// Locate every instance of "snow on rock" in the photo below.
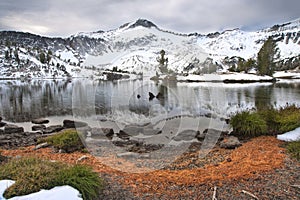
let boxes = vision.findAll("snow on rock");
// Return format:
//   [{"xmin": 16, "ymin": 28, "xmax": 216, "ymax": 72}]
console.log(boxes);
[
  {"xmin": 0, "ymin": 180, "xmax": 82, "ymax": 200},
  {"xmin": 277, "ymin": 127, "xmax": 300, "ymax": 142}
]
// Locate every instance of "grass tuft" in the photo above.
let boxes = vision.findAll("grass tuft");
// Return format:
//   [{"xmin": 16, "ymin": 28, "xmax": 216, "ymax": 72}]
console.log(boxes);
[
  {"xmin": 287, "ymin": 141, "xmax": 300, "ymax": 161},
  {"xmin": 0, "ymin": 157, "xmax": 103, "ymax": 200},
  {"xmin": 40, "ymin": 129, "xmax": 85, "ymax": 153},
  {"xmin": 230, "ymin": 105, "xmax": 300, "ymax": 137}
]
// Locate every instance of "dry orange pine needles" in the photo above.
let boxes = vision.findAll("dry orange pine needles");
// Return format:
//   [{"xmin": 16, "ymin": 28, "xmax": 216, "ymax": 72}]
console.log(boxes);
[{"xmin": 1, "ymin": 136, "xmax": 286, "ymax": 197}]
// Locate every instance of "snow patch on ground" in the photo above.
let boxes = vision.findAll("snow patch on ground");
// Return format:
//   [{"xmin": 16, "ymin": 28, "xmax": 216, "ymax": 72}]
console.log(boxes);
[
  {"xmin": 177, "ymin": 73, "xmax": 273, "ymax": 82},
  {"xmin": 0, "ymin": 180, "xmax": 82, "ymax": 200},
  {"xmin": 277, "ymin": 127, "xmax": 300, "ymax": 142}
]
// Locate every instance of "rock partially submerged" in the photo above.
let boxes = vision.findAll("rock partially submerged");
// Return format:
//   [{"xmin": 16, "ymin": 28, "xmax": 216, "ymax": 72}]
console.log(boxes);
[
  {"xmin": 63, "ymin": 120, "xmax": 88, "ymax": 129},
  {"xmin": 32, "ymin": 124, "xmax": 46, "ymax": 131},
  {"xmin": 42, "ymin": 125, "xmax": 64, "ymax": 134},
  {"xmin": 31, "ymin": 118, "xmax": 49, "ymax": 124},
  {"xmin": 4, "ymin": 124, "xmax": 24, "ymax": 134}
]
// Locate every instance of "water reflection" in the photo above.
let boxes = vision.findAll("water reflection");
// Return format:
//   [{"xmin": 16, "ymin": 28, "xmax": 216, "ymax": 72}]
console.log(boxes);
[{"xmin": 0, "ymin": 79, "xmax": 300, "ymax": 122}]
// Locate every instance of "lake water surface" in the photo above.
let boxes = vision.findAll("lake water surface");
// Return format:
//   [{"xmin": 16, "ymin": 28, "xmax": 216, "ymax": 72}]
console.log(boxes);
[{"xmin": 0, "ymin": 78, "xmax": 300, "ymax": 124}]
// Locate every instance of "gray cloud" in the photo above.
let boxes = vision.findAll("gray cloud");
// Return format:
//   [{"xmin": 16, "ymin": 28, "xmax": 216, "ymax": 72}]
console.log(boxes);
[{"xmin": 0, "ymin": 0, "xmax": 299, "ymax": 37}]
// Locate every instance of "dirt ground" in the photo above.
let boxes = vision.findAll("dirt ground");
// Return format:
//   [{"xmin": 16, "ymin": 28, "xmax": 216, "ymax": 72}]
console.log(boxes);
[{"xmin": 2, "ymin": 136, "xmax": 300, "ymax": 199}]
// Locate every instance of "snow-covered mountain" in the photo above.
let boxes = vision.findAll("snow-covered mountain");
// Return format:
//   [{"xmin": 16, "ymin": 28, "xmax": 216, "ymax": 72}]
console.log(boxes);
[{"xmin": 0, "ymin": 18, "xmax": 299, "ymax": 79}]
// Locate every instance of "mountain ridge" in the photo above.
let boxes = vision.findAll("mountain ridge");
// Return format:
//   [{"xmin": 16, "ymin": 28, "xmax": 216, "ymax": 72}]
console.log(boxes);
[{"xmin": 0, "ymin": 18, "xmax": 299, "ymax": 79}]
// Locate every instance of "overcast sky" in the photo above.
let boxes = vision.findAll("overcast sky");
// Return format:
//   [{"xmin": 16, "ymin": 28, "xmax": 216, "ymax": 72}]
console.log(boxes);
[{"xmin": 0, "ymin": 0, "xmax": 299, "ymax": 37}]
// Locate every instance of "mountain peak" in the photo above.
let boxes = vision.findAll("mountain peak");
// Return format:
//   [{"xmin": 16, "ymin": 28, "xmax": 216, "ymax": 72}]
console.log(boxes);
[{"xmin": 120, "ymin": 19, "xmax": 157, "ymax": 30}]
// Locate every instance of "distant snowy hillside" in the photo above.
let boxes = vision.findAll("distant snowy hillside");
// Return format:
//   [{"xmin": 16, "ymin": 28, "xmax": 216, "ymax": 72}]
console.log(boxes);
[
  {"xmin": 198, "ymin": 18, "xmax": 300, "ymax": 69},
  {"xmin": 0, "ymin": 18, "xmax": 299, "ymax": 79}
]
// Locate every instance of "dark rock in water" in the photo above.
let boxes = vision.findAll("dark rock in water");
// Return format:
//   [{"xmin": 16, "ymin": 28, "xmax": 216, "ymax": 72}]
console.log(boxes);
[
  {"xmin": 149, "ymin": 92, "xmax": 155, "ymax": 100},
  {"xmin": 104, "ymin": 128, "xmax": 114, "ymax": 139},
  {"xmin": 173, "ymin": 130, "xmax": 198, "ymax": 141},
  {"xmin": 137, "ymin": 94, "xmax": 141, "ymax": 99},
  {"xmin": 0, "ymin": 121, "xmax": 6, "ymax": 128},
  {"xmin": 43, "ymin": 125, "xmax": 64, "ymax": 134},
  {"xmin": 117, "ymin": 130, "xmax": 131, "ymax": 140},
  {"xmin": 32, "ymin": 124, "xmax": 46, "ymax": 131},
  {"xmin": 0, "ymin": 129, "xmax": 3, "ymax": 134},
  {"xmin": 156, "ymin": 92, "xmax": 164, "ymax": 99},
  {"xmin": 0, "ymin": 116, "xmax": 2, "ymax": 121},
  {"xmin": 32, "ymin": 118, "xmax": 49, "ymax": 124},
  {"xmin": 195, "ymin": 130, "xmax": 206, "ymax": 140},
  {"xmin": 4, "ymin": 124, "xmax": 24, "ymax": 134},
  {"xmin": 63, "ymin": 120, "xmax": 88, "ymax": 129},
  {"xmin": 220, "ymin": 136, "xmax": 242, "ymax": 149}
]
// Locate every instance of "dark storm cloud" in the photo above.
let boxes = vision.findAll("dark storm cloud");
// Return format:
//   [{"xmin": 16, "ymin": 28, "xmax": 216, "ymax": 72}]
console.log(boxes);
[{"xmin": 0, "ymin": 0, "xmax": 299, "ymax": 37}]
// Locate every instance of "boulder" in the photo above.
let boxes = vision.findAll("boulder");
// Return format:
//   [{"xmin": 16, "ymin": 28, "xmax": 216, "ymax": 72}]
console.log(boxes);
[
  {"xmin": 220, "ymin": 136, "xmax": 242, "ymax": 149},
  {"xmin": 31, "ymin": 118, "xmax": 49, "ymax": 124},
  {"xmin": 0, "ymin": 116, "xmax": 2, "ymax": 121},
  {"xmin": 32, "ymin": 124, "xmax": 46, "ymax": 131},
  {"xmin": 43, "ymin": 125, "xmax": 64, "ymax": 134},
  {"xmin": 0, "ymin": 121, "xmax": 6, "ymax": 128},
  {"xmin": 117, "ymin": 130, "xmax": 131, "ymax": 140},
  {"xmin": 4, "ymin": 124, "xmax": 24, "ymax": 134},
  {"xmin": 63, "ymin": 120, "xmax": 88, "ymax": 129},
  {"xmin": 173, "ymin": 130, "xmax": 198, "ymax": 141}
]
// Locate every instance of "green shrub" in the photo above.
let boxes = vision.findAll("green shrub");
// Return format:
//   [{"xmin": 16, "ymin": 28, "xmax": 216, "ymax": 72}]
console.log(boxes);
[
  {"xmin": 0, "ymin": 157, "xmax": 103, "ymax": 200},
  {"xmin": 230, "ymin": 111, "xmax": 268, "ymax": 137},
  {"xmin": 56, "ymin": 165, "xmax": 103, "ymax": 200},
  {"xmin": 40, "ymin": 129, "xmax": 85, "ymax": 153},
  {"xmin": 231, "ymin": 105, "xmax": 300, "ymax": 137},
  {"xmin": 287, "ymin": 141, "xmax": 300, "ymax": 161},
  {"xmin": 276, "ymin": 105, "xmax": 300, "ymax": 133}
]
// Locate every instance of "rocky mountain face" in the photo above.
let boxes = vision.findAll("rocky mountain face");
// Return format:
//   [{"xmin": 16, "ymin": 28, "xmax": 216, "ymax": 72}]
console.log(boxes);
[{"xmin": 0, "ymin": 18, "xmax": 299, "ymax": 79}]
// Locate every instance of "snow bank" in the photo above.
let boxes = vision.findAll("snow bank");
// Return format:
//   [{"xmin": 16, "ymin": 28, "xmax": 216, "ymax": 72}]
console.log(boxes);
[
  {"xmin": 0, "ymin": 180, "xmax": 15, "ymax": 200},
  {"xmin": 0, "ymin": 180, "xmax": 82, "ymax": 200},
  {"xmin": 177, "ymin": 73, "xmax": 274, "ymax": 82},
  {"xmin": 273, "ymin": 71, "xmax": 300, "ymax": 79},
  {"xmin": 277, "ymin": 127, "xmax": 300, "ymax": 142}
]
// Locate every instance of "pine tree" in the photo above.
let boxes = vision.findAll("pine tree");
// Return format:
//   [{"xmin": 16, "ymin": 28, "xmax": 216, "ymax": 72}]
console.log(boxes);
[
  {"xmin": 39, "ymin": 52, "xmax": 46, "ymax": 64},
  {"xmin": 5, "ymin": 50, "xmax": 9, "ymax": 59},
  {"xmin": 157, "ymin": 49, "xmax": 166, "ymax": 66},
  {"xmin": 257, "ymin": 37, "xmax": 278, "ymax": 76}
]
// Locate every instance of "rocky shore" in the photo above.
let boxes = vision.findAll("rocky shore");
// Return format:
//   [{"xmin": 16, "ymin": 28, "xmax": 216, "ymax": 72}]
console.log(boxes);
[{"xmin": 1, "ymin": 116, "xmax": 299, "ymax": 199}]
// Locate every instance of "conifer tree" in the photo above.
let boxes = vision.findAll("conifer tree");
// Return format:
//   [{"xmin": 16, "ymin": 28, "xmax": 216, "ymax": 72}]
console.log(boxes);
[{"xmin": 257, "ymin": 37, "xmax": 278, "ymax": 76}]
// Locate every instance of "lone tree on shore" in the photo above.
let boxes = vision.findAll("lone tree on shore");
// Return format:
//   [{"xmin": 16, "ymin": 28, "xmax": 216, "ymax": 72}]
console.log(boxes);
[
  {"xmin": 157, "ymin": 49, "xmax": 169, "ymax": 73},
  {"xmin": 257, "ymin": 37, "xmax": 279, "ymax": 76}
]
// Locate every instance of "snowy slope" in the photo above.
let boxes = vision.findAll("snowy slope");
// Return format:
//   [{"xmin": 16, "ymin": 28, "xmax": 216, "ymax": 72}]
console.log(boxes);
[
  {"xmin": 0, "ymin": 18, "xmax": 299, "ymax": 79},
  {"xmin": 198, "ymin": 18, "xmax": 300, "ymax": 66},
  {"xmin": 82, "ymin": 21, "xmax": 208, "ymax": 74}
]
